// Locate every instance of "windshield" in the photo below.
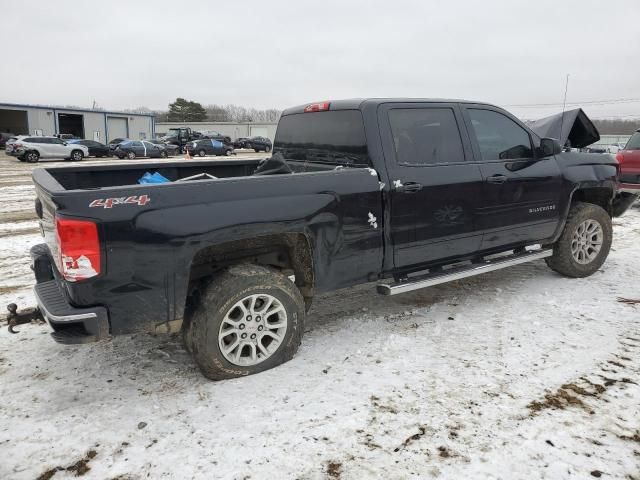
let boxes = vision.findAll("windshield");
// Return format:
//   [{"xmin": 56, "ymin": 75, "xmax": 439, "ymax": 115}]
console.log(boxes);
[
  {"xmin": 624, "ymin": 132, "xmax": 640, "ymax": 150},
  {"xmin": 274, "ymin": 110, "xmax": 369, "ymax": 165}
]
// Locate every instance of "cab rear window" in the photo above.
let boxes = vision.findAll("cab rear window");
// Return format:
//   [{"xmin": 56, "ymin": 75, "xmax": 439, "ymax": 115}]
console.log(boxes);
[{"xmin": 274, "ymin": 110, "xmax": 369, "ymax": 166}]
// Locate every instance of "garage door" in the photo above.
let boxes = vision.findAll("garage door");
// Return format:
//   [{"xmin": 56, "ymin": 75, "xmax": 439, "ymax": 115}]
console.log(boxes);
[
  {"xmin": 0, "ymin": 109, "xmax": 28, "ymax": 135},
  {"xmin": 249, "ymin": 126, "xmax": 268, "ymax": 138},
  {"xmin": 107, "ymin": 117, "xmax": 128, "ymax": 141}
]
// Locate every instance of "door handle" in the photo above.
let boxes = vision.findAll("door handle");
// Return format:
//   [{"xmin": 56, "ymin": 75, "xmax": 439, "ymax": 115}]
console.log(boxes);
[
  {"xmin": 486, "ymin": 174, "xmax": 508, "ymax": 184},
  {"xmin": 396, "ymin": 181, "xmax": 423, "ymax": 193}
]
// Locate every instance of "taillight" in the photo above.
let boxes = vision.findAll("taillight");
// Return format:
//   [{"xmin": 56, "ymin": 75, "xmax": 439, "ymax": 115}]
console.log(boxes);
[
  {"xmin": 616, "ymin": 152, "xmax": 624, "ymax": 164},
  {"xmin": 303, "ymin": 102, "xmax": 330, "ymax": 113},
  {"xmin": 55, "ymin": 217, "xmax": 101, "ymax": 282}
]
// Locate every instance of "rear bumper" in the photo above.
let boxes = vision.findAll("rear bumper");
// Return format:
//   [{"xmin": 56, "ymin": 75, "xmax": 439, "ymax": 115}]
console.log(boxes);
[{"xmin": 31, "ymin": 244, "xmax": 110, "ymax": 344}]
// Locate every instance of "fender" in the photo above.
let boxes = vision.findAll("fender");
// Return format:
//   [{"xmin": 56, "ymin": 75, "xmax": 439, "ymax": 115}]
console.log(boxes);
[{"xmin": 549, "ymin": 152, "xmax": 618, "ymax": 243}]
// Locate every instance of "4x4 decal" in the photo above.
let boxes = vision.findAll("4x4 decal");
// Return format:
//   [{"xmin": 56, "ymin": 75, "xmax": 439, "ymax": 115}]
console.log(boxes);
[{"xmin": 89, "ymin": 195, "xmax": 150, "ymax": 209}]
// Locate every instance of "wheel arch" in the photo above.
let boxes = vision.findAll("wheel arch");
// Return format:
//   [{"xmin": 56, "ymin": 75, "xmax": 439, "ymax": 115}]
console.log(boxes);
[
  {"xmin": 181, "ymin": 232, "xmax": 315, "ymax": 323},
  {"xmin": 569, "ymin": 186, "xmax": 615, "ymax": 215}
]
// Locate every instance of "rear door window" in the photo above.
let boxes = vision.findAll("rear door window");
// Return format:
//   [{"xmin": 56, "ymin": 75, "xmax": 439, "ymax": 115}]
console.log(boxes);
[
  {"xmin": 467, "ymin": 109, "xmax": 533, "ymax": 161},
  {"xmin": 274, "ymin": 110, "xmax": 369, "ymax": 165},
  {"xmin": 388, "ymin": 108, "xmax": 465, "ymax": 165}
]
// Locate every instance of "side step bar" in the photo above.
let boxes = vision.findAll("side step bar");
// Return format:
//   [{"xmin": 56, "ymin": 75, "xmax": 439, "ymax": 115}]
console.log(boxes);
[{"xmin": 377, "ymin": 248, "xmax": 553, "ymax": 296}]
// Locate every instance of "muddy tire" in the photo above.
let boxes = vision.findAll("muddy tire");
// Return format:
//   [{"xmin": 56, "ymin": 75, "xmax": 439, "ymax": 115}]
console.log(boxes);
[
  {"xmin": 186, "ymin": 264, "xmax": 305, "ymax": 380},
  {"xmin": 545, "ymin": 202, "xmax": 612, "ymax": 278}
]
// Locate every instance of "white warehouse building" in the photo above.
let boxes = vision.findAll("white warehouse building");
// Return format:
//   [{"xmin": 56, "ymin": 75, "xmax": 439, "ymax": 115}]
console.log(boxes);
[
  {"xmin": 156, "ymin": 122, "xmax": 278, "ymax": 142},
  {"xmin": 0, "ymin": 102, "xmax": 155, "ymax": 142}
]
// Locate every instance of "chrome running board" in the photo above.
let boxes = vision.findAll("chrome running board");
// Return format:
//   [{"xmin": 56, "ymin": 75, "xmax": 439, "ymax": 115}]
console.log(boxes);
[{"xmin": 377, "ymin": 248, "xmax": 553, "ymax": 296}]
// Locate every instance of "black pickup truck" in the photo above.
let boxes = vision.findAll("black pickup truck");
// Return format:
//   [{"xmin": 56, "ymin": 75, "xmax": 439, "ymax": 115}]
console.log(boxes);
[{"xmin": 25, "ymin": 99, "xmax": 623, "ymax": 380}]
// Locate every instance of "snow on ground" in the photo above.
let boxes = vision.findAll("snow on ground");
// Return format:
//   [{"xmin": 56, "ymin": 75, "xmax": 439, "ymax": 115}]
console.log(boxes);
[{"xmin": 0, "ymin": 153, "xmax": 638, "ymax": 480}]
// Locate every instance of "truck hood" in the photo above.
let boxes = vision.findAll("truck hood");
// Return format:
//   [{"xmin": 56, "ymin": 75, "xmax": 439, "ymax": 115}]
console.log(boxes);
[{"xmin": 528, "ymin": 108, "xmax": 600, "ymax": 149}]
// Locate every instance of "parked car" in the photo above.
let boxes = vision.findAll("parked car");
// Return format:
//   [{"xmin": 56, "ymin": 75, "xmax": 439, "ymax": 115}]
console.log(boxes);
[
  {"xmin": 148, "ymin": 139, "xmax": 180, "ymax": 156},
  {"xmin": 186, "ymin": 139, "xmax": 234, "ymax": 157},
  {"xmin": 233, "ymin": 137, "xmax": 249, "ymax": 149},
  {"xmin": 22, "ymin": 98, "xmax": 626, "ymax": 381},
  {"xmin": 6, "ymin": 135, "xmax": 88, "ymax": 162},
  {"xmin": 113, "ymin": 140, "xmax": 168, "ymax": 159},
  {"xmin": 68, "ymin": 139, "xmax": 110, "ymax": 158},
  {"xmin": 245, "ymin": 136, "xmax": 272, "ymax": 152},
  {"xmin": 198, "ymin": 130, "xmax": 232, "ymax": 144},
  {"xmin": 0, "ymin": 132, "xmax": 15, "ymax": 148},
  {"xmin": 108, "ymin": 138, "xmax": 128, "ymax": 155}
]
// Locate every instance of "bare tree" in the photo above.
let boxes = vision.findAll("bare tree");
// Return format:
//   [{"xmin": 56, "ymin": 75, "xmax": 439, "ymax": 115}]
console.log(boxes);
[{"xmin": 156, "ymin": 103, "xmax": 282, "ymax": 123}]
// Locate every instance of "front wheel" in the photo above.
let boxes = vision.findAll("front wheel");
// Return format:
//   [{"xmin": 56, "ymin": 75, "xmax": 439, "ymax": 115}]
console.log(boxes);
[
  {"xmin": 127, "ymin": 151, "xmax": 136, "ymax": 160},
  {"xmin": 160, "ymin": 151, "xmax": 168, "ymax": 158},
  {"xmin": 545, "ymin": 202, "xmax": 612, "ymax": 278},
  {"xmin": 265, "ymin": 146, "xmax": 271, "ymax": 153},
  {"xmin": 185, "ymin": 264, "xmax": 305, "ymax": 380},
  {"xmin": 198, "ymin": 149, "xmax": 206, "ymax": 157},
  {"xmin": 70, "ymin": 150, "xmax": 84, "ymax": 161},
  {"xmin": 225, "ymin": 149, "xmax": 232, "ymax": 156}
]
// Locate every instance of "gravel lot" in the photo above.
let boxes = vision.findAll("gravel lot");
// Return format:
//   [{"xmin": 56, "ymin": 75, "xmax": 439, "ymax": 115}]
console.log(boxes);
[{"xmin": 0, "ymin": 151, "xmax": 638, "ymax": 480}]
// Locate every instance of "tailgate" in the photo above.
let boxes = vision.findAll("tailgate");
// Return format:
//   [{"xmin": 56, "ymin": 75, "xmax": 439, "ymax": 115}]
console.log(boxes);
[{"xmin": 34, "ymin": 181, "xmax": 60, "ymax": 266}]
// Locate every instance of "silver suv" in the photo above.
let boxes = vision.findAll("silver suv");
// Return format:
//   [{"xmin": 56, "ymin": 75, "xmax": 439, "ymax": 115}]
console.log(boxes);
[{"xmin": 6, "ymin": 135, "xmax": 89, "ymax": 163}]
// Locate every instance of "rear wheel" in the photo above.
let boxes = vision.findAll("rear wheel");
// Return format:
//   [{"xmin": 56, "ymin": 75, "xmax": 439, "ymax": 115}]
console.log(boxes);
[
  {"xmin": 127, "ymin": 151, "xmax": 136, "ymax": 160},
  {"xmin": 265, "ymin": 146, "xmax": 271, "ymax": 153},
  {"xmin": 225, "ymin": 149, "xmax": 232, "ymax": 156},
  {"xmin": 160, "ymin": 151, "xmax": 168, "ymax": 158},
  {"xmin": 198, "ymin": 149, "xmax": 206, "ymax": 157},
  {"xmin": 545, "ymin": 202, "xmax": 612, "ymax": 278},
  {"xmin": 25, "ymin": 151, "xmax": 39, "ymax": 163},
  {"xmin": 185, "ymin": 264, "xmax": 305, "ymax": 380}
]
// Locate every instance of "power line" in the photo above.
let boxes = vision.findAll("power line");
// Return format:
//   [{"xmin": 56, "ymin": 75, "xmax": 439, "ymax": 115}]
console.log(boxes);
[{"xmin": 504, "ymin": 97, "xmax": 640, "ymax": 108}]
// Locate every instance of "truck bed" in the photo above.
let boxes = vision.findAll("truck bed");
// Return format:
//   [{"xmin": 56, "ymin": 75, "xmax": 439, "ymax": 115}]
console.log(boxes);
[{"xmin": 34, "ymin": 158, "xmax": 342, "ymax": 192}]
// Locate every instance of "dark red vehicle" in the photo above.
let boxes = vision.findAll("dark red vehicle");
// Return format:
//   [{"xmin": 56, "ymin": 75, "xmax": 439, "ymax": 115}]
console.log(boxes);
[{"xmin": 617, "ymin": 129, "xmax": 640, "ymax": 191}]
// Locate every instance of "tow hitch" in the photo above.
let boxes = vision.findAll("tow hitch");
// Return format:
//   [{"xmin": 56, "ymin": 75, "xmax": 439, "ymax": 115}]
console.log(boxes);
[{"xmin": 6, "ymin": 303, "xmax": 44, "ymax": 333}]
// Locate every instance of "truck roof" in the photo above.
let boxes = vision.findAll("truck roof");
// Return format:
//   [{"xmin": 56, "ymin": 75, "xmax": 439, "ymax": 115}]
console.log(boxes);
[{"xmin": 281, "ymin": 98, "xmax": 499, "ymax": 115}]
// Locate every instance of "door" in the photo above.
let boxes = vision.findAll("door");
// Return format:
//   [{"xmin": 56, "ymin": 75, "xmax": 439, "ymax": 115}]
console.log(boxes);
[
  {"xmin": 128, "ymin": 141, "xmax": 143, "ymax": 156},
  {"xmin": 143, "ymin": 141, "xmax": 160, "ymax": 157},
  {"xmin": 250, "ymin": 127, "xmax": 268, "ymax": 138},
  {"xmin": 462, "ymin": 106, "xmax": 563, "ymax": 249},
  {"xmin": 107, "ymin": 117, "xmax": 128, "ymax": 142},
  {"xmin": 49, "ymin": 137, "xmax": 70, "ymax": 158},
  {"xmin": 379, "ymin": 103, "xmax": 485, "ymax": 270},
  {"xmin": 31, "ymin": 138, "xmax": 52, "ymax": 158}
]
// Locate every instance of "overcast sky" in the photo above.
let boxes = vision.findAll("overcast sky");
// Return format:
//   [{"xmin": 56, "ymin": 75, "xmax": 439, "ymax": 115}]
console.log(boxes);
[{"xmin": 2, "ymin": 0, "xmax": 638, "ymax": 119}]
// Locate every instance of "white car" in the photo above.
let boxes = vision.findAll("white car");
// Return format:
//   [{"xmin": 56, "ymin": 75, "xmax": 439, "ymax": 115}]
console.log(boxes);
[{"xmin": 7, "ymin": 135, "xmax": 89, "ymax": 163}]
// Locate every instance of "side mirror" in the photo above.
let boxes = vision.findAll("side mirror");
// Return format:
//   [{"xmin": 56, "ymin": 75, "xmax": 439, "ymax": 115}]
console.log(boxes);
[
  {"xmin": 63, "ymin": 142, "xmax": 68, "ymax": 146},
  {"xmin": 540, "ymin": 137, "xmax": 562, "ymax": 156}
]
